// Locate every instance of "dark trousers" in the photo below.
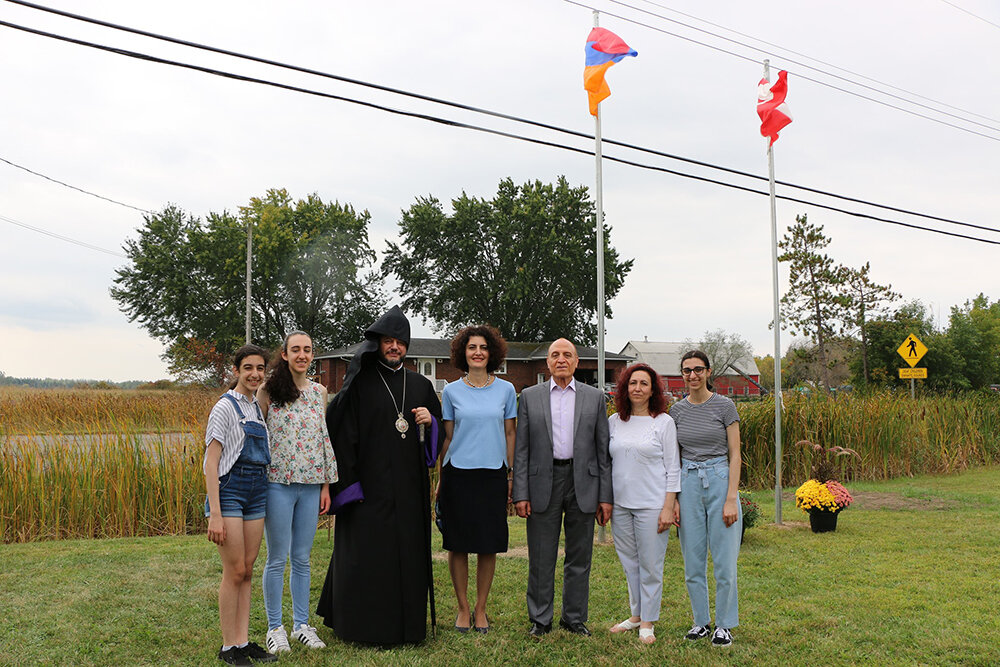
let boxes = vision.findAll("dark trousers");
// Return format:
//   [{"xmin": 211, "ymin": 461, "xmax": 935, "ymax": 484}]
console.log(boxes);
[{"xmin": 525, "ymin": 462, "xmax": 595, "ymax": 626}]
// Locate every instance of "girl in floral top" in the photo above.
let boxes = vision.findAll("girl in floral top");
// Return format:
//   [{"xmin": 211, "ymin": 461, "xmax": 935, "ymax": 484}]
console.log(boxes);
[{"xmin": 256, "ymin": 331, "xmax": 338, "ymax": 653}]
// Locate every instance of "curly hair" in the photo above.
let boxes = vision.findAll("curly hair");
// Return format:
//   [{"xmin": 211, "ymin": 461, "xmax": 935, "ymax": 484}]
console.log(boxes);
[
  {"xmin": 450, "ymin": 325, "xmax": 508, "ymax": 374},
  {"xmin": 614, "ymin": 363, "xmax": 666, "ymax": 420},
  {"xmin": 263, "ymin": 331, "xmax": 312, "ymax": 408}
]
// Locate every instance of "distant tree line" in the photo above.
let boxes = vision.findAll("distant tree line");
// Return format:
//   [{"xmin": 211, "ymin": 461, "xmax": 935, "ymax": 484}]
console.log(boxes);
[{"xmin": 0, "ymin": 372, "xmax": 154, "ymax": 390}]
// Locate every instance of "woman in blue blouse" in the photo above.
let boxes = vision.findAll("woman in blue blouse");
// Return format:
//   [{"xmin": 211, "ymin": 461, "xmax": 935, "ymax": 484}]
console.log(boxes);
[{"xmin": 437, "ymin": 325, "xmax": 517, "ymax": 634}]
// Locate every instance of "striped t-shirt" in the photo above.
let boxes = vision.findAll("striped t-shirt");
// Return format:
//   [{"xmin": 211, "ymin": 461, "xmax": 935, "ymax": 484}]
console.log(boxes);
[
  {"xmin": 669, "ymin": 393, "xmax": 740, "ymax": 462},
  {"xmin": 203, "ymin": 389, "xmax": 266, "ymax": 477}
]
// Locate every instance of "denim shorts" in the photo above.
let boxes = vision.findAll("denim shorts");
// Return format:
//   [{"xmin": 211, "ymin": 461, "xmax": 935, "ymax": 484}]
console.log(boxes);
[{"xmin": 204, "ymin": 463, "xmax": 268, "ymax": 520}]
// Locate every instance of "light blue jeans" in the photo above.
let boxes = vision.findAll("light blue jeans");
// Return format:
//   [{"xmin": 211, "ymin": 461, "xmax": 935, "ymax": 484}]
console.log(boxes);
[
  {"xmin": 678, "ymin": 456, "xmax": 741, "ymax": 629},
  {"xmin": 262, "ymin": 482, "xmax": 322, "ymax": 630}
]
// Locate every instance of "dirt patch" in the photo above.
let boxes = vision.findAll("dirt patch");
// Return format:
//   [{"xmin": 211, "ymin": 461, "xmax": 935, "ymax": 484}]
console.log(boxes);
[
  {"xmin": 781, "ymin": 490, "xmax": 958, "ymax": 511},
  {"xmin": 765, "ymin": 520, "xmax": 810, "ymax": 530}
]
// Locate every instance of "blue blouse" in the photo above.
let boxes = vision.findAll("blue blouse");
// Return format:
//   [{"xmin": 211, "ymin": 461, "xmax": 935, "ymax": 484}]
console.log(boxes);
[{"xmin": 441, "ymin": 377, "xmax": 517, "ymax": 469}]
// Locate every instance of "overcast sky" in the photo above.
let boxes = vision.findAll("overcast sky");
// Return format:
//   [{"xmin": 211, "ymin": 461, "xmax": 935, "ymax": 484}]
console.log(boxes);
[{"xmin": 1, "ymin": 0, "xmax": 997, "ymax": 381}]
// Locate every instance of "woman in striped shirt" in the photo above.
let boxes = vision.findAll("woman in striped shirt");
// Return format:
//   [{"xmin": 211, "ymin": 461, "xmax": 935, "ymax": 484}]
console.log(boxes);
[
  {"xmin": 203, "ymin": 344, "xmax": 277, "ymax": 665},
  {"xmin": 670, "ymin": 349, "xmax": 743, "ymax": 649}
]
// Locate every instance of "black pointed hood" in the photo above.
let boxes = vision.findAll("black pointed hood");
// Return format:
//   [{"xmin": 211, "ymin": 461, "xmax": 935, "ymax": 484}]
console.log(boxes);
[
  {"xmin": 328, "ymin": 305, "xmax": 411, "ymax": 413},
  {"xmin": 364, "ymin": 305, "xmax": 410, "ymax": 346}
]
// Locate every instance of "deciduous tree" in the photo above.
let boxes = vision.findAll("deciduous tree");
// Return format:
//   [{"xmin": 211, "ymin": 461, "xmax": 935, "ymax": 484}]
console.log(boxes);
[
  {"xmin": 382, "ymin": 177, "xmax": 633, "ymax": 344},
  {"xmin": 111, "ymin": 190, "xmax": 385, "ymax": 382}
]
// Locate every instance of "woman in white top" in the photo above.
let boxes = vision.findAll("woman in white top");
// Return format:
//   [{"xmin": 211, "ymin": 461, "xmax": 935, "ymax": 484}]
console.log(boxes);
[{"xmin": 607, "ymin": 363, "xmax": 680, "ymax": 645}]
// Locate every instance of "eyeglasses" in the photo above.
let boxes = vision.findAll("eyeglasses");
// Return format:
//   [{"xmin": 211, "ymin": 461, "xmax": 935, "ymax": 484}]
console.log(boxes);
[{"xmin": 681, "ymin": 366, "xmax": 708, "ymax": 376}]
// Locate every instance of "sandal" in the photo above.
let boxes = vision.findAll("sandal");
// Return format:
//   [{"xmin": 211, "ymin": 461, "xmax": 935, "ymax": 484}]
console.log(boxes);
[
  {"xmin": 610, "ymin": 618, "xmax": 642, "ymax": 633},
  {"xmin": 639, "ymin": 627, "xmax": 656, "ymax": 644},
  {"xmin": 474, "ymin": 611, "xmax": 490, "ymax": 635}
]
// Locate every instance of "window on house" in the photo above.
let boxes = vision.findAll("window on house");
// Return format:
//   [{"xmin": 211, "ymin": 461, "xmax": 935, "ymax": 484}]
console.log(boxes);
[{"xmin": 496, "ymin": 361, "xmax": 507, "ymax": 375}]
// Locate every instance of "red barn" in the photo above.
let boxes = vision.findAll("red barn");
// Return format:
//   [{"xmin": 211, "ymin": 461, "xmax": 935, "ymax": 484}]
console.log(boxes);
[{"xmin": 619, "ymin": 340, "xmax": 764, "ymax": 401}]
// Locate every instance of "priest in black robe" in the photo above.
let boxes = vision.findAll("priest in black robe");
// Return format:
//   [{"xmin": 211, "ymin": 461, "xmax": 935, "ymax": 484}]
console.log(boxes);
[{"xmin": 317, "ymin": 305, "xmax": 443, "ymax": 645}]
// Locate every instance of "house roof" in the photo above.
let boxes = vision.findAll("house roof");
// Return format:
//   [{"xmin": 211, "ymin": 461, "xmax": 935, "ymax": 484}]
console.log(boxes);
[
  {"xmin": 620, "ymin": 340, "xmax": 760, "ymax": 377},
  {"xmin": 317, "ymin": 338, "xmax": 633, "ymax": 362}
]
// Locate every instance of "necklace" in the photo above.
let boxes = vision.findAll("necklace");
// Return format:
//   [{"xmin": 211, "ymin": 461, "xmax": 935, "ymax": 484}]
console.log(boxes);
[
  {"xmin": 376, "ymin": 366, "xmax": 408, "ymax": 438},
  {"xmin": 463, "ymin": 374, "xmax": 494, "ymax": 389}
]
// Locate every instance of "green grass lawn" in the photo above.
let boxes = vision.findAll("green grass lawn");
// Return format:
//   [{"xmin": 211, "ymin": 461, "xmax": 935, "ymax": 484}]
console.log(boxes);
[{"xmin": 3, "ymin": 468, "xmax": 999, "ymax": 666}]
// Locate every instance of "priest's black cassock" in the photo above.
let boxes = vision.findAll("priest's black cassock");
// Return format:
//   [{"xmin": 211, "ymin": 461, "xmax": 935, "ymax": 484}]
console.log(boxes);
[{"xmin": 317, "ymin": 306, "xmax": 442, "ymax": 645}]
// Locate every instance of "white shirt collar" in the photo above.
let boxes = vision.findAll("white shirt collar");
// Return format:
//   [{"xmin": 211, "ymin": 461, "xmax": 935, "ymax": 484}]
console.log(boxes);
[{"xmin": 549, "ymin": 377, "xmax": 576, "ymax": 392}]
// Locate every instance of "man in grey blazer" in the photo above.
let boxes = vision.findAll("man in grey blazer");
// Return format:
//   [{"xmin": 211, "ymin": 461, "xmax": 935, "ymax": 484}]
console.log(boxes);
[{"xmin": 512, "ymin": 338, "xmax": 612, "ymax": 638}]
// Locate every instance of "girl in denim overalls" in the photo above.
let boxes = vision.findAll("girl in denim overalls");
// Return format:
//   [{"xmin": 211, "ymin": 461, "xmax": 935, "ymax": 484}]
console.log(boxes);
[{"xmin": 203, "ymin": 344, "xmax": 277, "ymax": 666}]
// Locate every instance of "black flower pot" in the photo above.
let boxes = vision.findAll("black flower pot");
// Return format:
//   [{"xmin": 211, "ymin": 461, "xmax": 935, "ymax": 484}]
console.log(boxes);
[{"xmin": 808, "ymin": 509, "xmax": 839, "ymax": 533}]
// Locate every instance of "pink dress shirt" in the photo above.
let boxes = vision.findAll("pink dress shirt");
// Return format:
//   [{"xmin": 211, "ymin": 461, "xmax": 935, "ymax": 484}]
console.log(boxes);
[{"xmin": 549, "ymin": 377, "xmax": 576, "ymax": 460}]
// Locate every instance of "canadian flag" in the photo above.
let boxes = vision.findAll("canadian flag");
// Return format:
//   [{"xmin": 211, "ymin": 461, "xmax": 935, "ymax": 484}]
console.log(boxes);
[{"xmin": 757, "ymin": 70, "xmax": 792, "ymax": 145}]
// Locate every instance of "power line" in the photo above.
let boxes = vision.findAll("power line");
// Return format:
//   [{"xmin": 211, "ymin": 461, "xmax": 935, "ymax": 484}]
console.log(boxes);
[
  {"xmin": 0, "ymin": 212, "xmax": 127, "ymax": 257},
  {"xmin": 1, "ymin": 19, "xmax": 997, "ymax": 247},
  {"xmin": 632, "ymin": 0, "xmax": 1000, "ymax": 125},
  {"xmin": 0, "ymin": 156, "xmax": 152, "ymax": 213},
  {"xmin": 1, "ymin": 5, "xmax": 992, "ymax": 234},
  {"xmin": 607, "ymin": 0, "xmax": 1000, "ymax": 131},
  {"xmin": 938, "ymin": 0, "xmax": 1000, "ymax": 30},
  {"xmin": 560, "ymin": 0, "xmax": 1000, "ymax": 141}
]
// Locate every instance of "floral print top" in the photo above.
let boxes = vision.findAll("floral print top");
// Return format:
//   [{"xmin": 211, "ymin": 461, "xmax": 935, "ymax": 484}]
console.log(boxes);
[{"xmin": 266, "ymin": 382, "xmax": 338, "ymax": 484}]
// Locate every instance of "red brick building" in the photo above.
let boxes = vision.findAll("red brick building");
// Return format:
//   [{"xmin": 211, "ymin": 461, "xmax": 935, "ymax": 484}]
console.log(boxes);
[{"xmin": 316, "ymin": 338, "xmax": 632, "ymax": 395}]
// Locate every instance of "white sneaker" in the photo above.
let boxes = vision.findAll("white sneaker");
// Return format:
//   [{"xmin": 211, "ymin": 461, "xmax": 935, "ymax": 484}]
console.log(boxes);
[
  {"xmin": 291, "ymin": 624, "xmax": 326, "ymax": 649},
  {"xmin": 711, "ymin": 626, "xmax": 733, "ymax": 647},
  {"xmin": 266, "ymin": 625, "xmax": 292, "ymax": 653}
]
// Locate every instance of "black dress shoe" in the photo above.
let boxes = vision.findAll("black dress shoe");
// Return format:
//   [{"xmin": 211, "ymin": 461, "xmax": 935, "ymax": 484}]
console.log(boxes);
[
  {"xmin": 529, "ymin": 622, "xmax": 552, "ymax": 638},
  {"xmin": 559, "ymin": 619, "xmax": 592, "ymax": 636}
]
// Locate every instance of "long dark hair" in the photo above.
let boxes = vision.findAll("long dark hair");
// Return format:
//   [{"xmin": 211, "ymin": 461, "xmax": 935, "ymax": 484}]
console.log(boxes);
[
  {"xmin": 614, "ymin": 363, "xmax": 666, "ymax": 420},
  {"xmin": 680, "ymin": 349, "xmax": 714, "ymax": 392},
  {"xmin": 264, "ymin": 331, "xmax": 312, "ymax": 407},
  {"xmin": 227, "ymin": 344, "xmax": 269, "ymax": 390}
]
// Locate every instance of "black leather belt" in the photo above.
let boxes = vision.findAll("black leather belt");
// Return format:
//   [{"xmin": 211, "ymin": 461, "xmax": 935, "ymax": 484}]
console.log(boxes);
[{"xmin": 553, "ymin": 458, "xmax": 573, "ymax": 466}]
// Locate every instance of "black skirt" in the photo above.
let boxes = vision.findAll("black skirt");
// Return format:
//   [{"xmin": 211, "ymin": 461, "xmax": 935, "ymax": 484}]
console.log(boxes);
[{"xmin": 439, "ymin": 463, "xmax": 509, "ymax": 554}]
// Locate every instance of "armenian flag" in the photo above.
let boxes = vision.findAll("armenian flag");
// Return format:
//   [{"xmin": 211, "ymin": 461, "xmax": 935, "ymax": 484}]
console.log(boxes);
[{"xmin": 584, "ymin": 27, "xmax": 637, "ymax": 116}]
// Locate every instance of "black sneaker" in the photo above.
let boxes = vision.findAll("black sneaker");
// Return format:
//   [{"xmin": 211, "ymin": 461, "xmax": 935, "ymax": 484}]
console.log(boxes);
[
  {"xmin": 711, "ymin": 627, "xmax": 733, "ymax": 647},
  {"xmin": 218, "ymin": 647, "xmax": 252, "ymax": 666},
  {"xmin": 684, "ymin": 624, "xmax": 711, "ymax": 641},
  {"xmin": 243, "ymin": 642, "xmax": 278, "ymax": 663}
]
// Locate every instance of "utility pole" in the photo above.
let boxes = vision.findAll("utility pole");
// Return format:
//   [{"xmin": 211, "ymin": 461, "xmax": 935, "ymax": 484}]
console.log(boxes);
[{"xmin": 245, "ymin": 220, "xmax": 252, "ymax": 344}]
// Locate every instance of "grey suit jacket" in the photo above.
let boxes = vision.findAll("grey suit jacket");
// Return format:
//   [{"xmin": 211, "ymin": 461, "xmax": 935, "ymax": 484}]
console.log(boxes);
[{"xmin": 512, "ymin": 380, "xmax": 612, "ymax": 514}]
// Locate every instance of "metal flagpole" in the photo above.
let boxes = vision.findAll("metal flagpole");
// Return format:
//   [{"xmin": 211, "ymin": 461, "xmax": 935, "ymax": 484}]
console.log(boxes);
[
  {"xmin": 593, "ymin": 9, "xmax": 607, "ymax": 543},
  {"xmin": 594, "ymin": 10, "xmax": 606, "ymax": 396},
  {"xmin": 245, "ymin": 219, "xmax": 252, "ymax": 344},
  {"xmin": 764, "ymin": 59, "xmax": 783, "ymax": 524}
]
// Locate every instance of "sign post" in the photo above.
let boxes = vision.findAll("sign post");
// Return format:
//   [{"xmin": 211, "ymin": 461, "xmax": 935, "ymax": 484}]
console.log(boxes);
[{"xmin": 897, "ymin": 334, "xmax": 928, "ymax": 398}]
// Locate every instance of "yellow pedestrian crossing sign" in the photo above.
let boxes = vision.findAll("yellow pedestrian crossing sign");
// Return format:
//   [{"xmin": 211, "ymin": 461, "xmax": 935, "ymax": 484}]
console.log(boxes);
[{"xmin": 897, "ymin": 334, "xmax": 927, "ymax": 367}]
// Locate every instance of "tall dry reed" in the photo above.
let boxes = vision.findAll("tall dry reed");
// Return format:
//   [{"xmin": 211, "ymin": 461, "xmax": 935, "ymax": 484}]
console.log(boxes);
[
  {"xmin": 0, "ymin": 386, "xmax": 217, "ymax": 434},
  {"xmin": 739, "ymin": 391, "xmax": 1000, "ymax": 488},
  {"xmin": 0, "ymin": 388, "xmax": 217, "ymax": 543}
]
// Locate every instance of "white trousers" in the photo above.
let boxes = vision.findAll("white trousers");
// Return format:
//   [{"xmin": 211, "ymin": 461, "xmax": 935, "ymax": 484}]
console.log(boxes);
[{"xmin": 611, "ymin": 505, "xmax": 670, "ymax": 622}]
